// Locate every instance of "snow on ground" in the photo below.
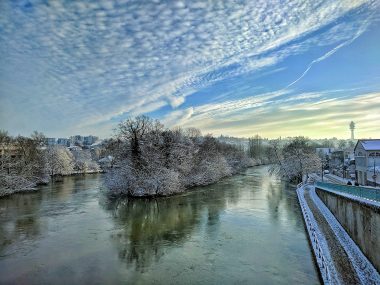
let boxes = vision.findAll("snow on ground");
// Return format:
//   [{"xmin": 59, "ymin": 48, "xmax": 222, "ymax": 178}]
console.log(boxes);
[
  {"xmin": 309, "ymin": 173, "xmax": 353, "ymax": 184},
  {"xmin": 297, "ymin": 185, "xmax": 339, "ymax": 284},
  {"xmin": 324, "ymin": 174, "xmax": 351, "ymax": 184},
  {"xmin": 304, "ymin": 184, "xmax": 380, "ymax": 284}
]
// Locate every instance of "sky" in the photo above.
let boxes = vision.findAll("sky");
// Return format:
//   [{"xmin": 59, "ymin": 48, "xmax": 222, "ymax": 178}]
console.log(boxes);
[{"xmin": 0, "ymin": 0, "xmax": 380, "ymax": 139}]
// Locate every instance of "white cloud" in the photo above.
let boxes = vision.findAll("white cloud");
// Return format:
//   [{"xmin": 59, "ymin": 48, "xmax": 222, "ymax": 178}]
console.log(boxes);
[
  {"xmin": 173, "ymin": 91, "xmax": 380, "ymax": 138},
  {"xmin": 162, "ymin": 107, "xmax": 194, "ymax": 127},
  {"xmin": 0, "ymin": 0, "xmax": 378, "ymax": 136}
]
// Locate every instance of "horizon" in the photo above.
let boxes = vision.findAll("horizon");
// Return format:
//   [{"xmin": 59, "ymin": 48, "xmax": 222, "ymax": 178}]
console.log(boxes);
[
  {"xmin": 1, "ymin": 1, "xmax": 380, "ymax": 139},
  {"xmin": 1, "ymin": 126, "xmax": 372, "ymax": 142}
]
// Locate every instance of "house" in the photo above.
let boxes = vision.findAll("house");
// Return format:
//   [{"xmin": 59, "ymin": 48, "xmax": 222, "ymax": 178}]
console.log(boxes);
[{"xmin": 354, "ymin": 139, "xmax": 380, "ymax": 186}]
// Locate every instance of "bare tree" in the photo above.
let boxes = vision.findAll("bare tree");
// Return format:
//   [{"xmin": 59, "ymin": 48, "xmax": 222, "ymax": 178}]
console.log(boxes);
[
  {"xmin": 271, "ymin": 137, "xmax": 321, "ymax": 183},
  {"xmin": 117, "ymin": 115, "xmax": 163, "ymax": 167}
]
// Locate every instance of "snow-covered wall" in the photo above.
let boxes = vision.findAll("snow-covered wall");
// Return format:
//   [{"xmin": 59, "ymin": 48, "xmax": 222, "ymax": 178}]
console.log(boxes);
[{"xmin": 316, "ymin": 188, "xmax": 380, "ymax": 273}]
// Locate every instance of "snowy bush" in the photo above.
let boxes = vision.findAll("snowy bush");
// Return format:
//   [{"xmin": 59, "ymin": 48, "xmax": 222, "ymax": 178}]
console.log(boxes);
[
  {"xmin": 186, "ymin": 156, "xmax": 232, "ymax": 187},
  {"xmin": 0, "ymin": 174, "xmax": 37, "ymax": 197}
]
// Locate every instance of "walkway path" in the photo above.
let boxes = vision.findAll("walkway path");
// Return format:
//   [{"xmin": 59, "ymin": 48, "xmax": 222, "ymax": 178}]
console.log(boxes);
[
  {"xmin": 309, "ymin": 173, "xmax": 351, "ymax": 185},
  {"xmin": 297, "ymin": 184, "xmax": 380, "ymax": 285}
]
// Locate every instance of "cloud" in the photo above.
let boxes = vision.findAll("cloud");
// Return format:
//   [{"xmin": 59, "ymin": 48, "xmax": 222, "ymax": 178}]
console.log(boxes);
[
  {"xmin": 173, "ymin": 91, "xmax": 380, "ymax": 138},
  {"xmin": 162, "ymin": 107, "xmax": 194, "ymax": 127},
  {"xmin": 0, "ymin": 0, "xmax": 378, "ymax": 136}
]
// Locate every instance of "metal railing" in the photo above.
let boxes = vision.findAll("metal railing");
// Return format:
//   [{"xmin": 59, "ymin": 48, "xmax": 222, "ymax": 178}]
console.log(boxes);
[
  {"xmin": 316, "ymin": 181, "xmax": 380, "ymax": 203},
  {"xmin": 302, "ymin": 203, "xmax": 331, "ymax": 282}
]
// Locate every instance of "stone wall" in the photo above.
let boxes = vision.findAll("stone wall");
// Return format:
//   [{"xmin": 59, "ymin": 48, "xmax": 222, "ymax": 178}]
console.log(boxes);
[{"xmin": 316, "ymin": 188, "xmax": 380, "ymax": 273}]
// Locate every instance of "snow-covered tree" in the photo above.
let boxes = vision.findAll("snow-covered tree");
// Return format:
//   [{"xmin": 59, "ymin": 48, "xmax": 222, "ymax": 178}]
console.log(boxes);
[
  {"xmin": 44, "ymin": 146, "xmax": 74, "ymax": 176},
  {"xmin": 271, "ymin": 137, "xmax": 321, "ymax": 183},
  {"xmin": 105, "ymin": 117, "xmax": 253, "ymax": 197},
  {"xmin": 70, "ymin": 148, "xmax": 101, "ymax": 173},
  {"xmin": 0, "ymin": 131, "xmax": 48, "ymax": 196}
]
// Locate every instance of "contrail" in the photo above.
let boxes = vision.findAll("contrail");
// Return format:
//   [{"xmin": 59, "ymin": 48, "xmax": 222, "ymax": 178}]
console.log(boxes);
[{"xmin": 285, "ymin": 23, "xmax": 369, "ymax": 89}]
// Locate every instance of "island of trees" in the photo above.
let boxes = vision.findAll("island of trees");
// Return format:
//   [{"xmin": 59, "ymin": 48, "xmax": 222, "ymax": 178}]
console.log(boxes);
[{"xmin": 105, "ymin": 116, "xmax": 254, "ymax": 197}]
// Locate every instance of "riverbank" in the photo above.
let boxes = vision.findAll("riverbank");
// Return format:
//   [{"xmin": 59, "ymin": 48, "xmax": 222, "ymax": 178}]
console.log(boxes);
[{"xmin": 0, "ymin": 170, "xmax": 104, "ymax": 198}]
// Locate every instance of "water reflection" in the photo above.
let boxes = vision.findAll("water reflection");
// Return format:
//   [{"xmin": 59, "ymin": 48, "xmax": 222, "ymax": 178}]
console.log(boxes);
[
  {"xmin": 0, "ymin": 194, "xmax": 42, "ymax": 257},
  {"xmin": 103, "ymin": 179, "xmax": 243, "ymax": 272},
  {"xmin": 0, "ymin": 174, "xmax": 102, "ymax": 257}
]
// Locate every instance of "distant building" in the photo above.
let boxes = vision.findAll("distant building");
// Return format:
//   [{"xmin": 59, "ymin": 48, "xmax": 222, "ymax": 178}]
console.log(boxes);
[
  {"xmin": 57, "ymin": 138, "xmax": 70, "ymax": 147},
  {"xmin": 44, "ymin": 138, "xmax": 56, "ymax": 146},
  {"xmin": 354, "ymin": 139, "xmax": 380, "ymax": 186},
  {"xmin": 70, "ymin": 135, "xmax": 84, "ymax": 146},
  {"xmin": 83, "ymin": 135, "xmax": 98, "ymax": 145},
  {"xmin": 69, "ymin": 135, "xmax": 98, "ymax": 146}
]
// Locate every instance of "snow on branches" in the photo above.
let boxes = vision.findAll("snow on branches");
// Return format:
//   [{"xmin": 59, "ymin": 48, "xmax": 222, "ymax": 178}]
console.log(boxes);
[
  {"xmin": 270, "ymin": 137, "xmax": 321, "ymax": 183},
  {"xmin": 105, "ymin": 116, "xmax": 253, "ymax": 197}
]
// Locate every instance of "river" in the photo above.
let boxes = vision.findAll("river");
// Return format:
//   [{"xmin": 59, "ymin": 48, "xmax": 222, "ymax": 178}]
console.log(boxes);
[{"xmin": 0, "ymin": 166, "xmax": 320, "ymax": 284}]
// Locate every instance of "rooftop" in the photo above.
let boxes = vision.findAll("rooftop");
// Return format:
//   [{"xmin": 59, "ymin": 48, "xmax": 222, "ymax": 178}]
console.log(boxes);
[{"xmin": 357, "ymin": 139, "xmax": 380, "ymax": 151}]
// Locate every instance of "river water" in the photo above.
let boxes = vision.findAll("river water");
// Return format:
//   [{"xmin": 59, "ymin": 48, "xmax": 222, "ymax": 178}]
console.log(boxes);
[{"xmin": 0, "ymin": 166, "xmax": 320, "ymax": 284}]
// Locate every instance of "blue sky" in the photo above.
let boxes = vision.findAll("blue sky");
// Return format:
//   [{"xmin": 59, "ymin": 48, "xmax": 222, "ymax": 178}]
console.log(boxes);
[{"xmin": 0, "ymin": 0, "xmax": 379, "ymax": 139}]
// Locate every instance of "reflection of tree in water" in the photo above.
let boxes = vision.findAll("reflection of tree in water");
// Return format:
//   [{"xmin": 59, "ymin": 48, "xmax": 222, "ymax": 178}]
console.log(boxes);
[
  {"xmin": 265, "ymin": 178, "xmax": 304, "ymax": 225},
  {"xmin": 0, "ymin": 175, "xmax": 102, "ymax": 257},
  {"xmin": 0, "ymin": 193, "xmax": 42, "ymax": 256},
  {"xmin": 266, "ymin": 180, "xmax": 284, "ymax": 222},
  {"xmin": 105, "ymin": 196, "xmax": 202, "ymax": 272},
  {"xmin": 103, "ymin": 178, "xmax": 242, "ymax": 272},
  {"xmin": 278, "ymin": 181, "xmax": 307, "ymax": 229}
]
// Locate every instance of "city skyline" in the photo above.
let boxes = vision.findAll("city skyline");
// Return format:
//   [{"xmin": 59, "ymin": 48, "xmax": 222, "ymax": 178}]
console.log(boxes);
[{"xmin": 1, "ymin": 0, "xmax": 380, "ymax": 139}]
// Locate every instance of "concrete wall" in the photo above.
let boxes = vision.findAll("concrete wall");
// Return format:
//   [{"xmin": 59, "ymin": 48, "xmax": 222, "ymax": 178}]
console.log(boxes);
[{"xmin": 316, "ymin": 188, "xmax": 380, "ymax": 273}]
